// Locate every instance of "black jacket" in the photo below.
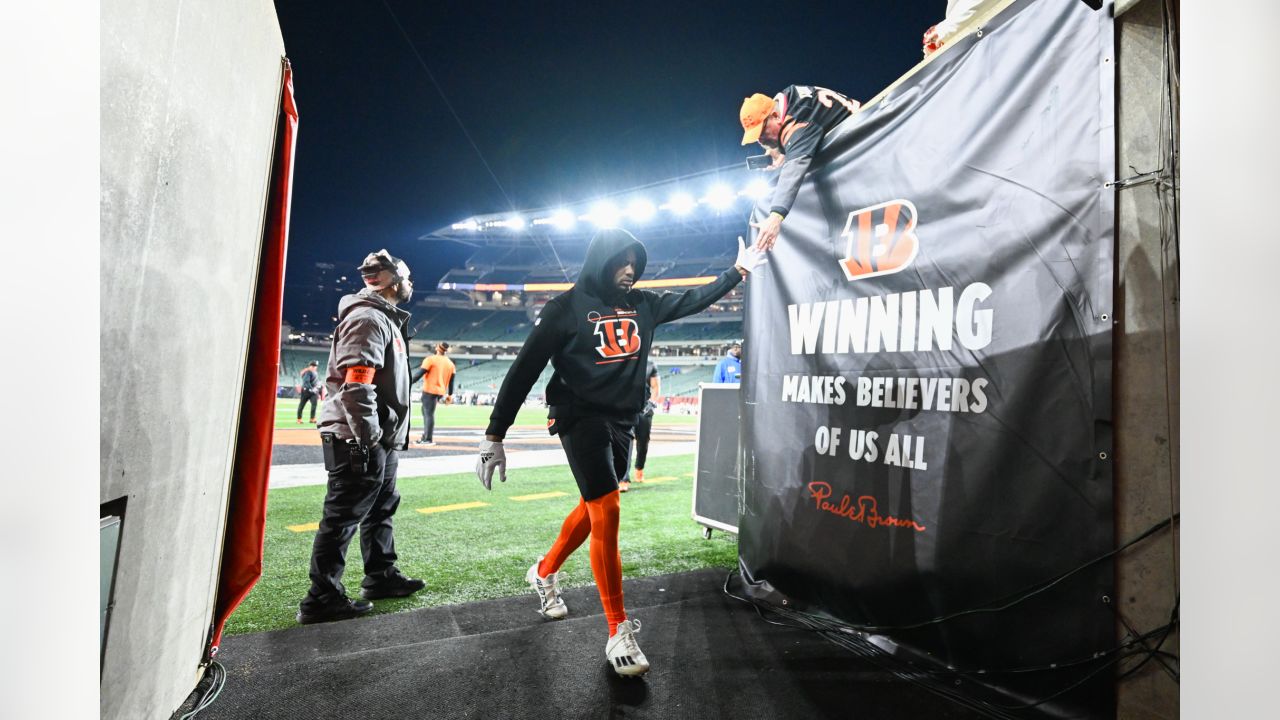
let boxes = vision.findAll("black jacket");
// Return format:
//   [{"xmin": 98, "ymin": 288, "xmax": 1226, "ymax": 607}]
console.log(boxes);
[{"xmin": 485, "ymin": 229, "xmax": 742, "ymax": 438}]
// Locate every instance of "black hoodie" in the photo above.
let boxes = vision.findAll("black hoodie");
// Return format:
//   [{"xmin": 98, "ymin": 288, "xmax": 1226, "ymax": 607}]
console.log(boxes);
[{"xmin": 485, "ymin": 229, "xmax": 743, "ymax": 438}]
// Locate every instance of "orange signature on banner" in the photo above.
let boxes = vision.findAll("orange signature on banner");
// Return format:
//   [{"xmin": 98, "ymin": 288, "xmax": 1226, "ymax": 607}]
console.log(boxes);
[{"xmin": 807, "ymin": 482, "xmax": 927, "ymax": 532}]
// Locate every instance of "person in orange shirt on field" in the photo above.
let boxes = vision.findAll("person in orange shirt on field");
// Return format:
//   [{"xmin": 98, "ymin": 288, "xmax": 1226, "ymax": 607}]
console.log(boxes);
[{"xmin": 414, "ymin": 342, "xmax": 456, "ymax": 445}]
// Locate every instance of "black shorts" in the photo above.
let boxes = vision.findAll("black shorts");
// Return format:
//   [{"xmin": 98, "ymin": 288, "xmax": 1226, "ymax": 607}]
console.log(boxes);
[{"xmin": 558, "ymin": 416, "xmax": 635, "ymax": 501}]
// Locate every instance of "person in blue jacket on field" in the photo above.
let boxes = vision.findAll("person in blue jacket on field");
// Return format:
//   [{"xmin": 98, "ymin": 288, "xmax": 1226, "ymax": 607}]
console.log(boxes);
[{"xmin": 713, "ymin": 341, "xmax": 743, "ymax": 384}]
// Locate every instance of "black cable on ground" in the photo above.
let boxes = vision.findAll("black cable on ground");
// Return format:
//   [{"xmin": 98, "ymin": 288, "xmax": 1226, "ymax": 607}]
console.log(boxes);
[
  {"xmin": 177, "ymin": 661, "xmax": 226, "ymax": 720},
  {"xmin": 729, "ymin": 513, "xmax": 1176, "ymax": 635},
  {"xmin": 723, "ymin": 513, "xmax": 1180, "ymax": 716}
]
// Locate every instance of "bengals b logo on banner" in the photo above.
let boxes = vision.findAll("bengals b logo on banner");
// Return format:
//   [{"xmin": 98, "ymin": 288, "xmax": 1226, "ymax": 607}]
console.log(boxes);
[
  {"xmin": 838, "ymin": 200, "xmax": 920, "ymax": 282},
  {"xmin": 591, "ymin": 314, "xmax": 641, "ymax": 362}
]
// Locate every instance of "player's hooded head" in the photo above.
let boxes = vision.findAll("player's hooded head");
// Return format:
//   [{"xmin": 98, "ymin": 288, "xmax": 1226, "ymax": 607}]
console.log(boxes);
[
  {"xmin": 580, "ymin": 228, "xmax": 647, "ymax": 301},
  {"xmin": 359, "ymin": 249, "xmax": 413, "ymax": 305}
]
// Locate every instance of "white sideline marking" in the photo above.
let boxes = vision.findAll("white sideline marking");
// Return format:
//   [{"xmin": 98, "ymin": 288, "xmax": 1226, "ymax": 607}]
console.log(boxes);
[{"xmin": 269, "ymin": 441, "xmax": 697, "ymax": 489}]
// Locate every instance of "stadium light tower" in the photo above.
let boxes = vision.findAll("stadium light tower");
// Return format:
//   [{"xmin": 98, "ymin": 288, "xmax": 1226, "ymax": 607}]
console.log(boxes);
[{"xmin": 426, "ymin": 163, "xmax": 761, "ymax": 244}]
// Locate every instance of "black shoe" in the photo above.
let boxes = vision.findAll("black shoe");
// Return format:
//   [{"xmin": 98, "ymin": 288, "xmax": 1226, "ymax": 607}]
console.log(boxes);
[
  {"xmin": 296, "ymin": 596, "xmax": 374, "ymax": 625},
  {"xmin": 361, "ymin": 570, "xmax": 426, "ymax": 600}
]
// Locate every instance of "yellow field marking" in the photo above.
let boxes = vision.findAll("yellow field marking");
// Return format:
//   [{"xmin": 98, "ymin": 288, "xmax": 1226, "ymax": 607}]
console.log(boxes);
[
  {"xmin": 286, "ymin": 522, "xmax": 320, "ymax": 533},
  {"xmin": 643, "ymin": 476, "xmax": 679, "ymax": 484},
  {"xmin": 683, "ymin": 472, "xmax": 695, "ymax": 478},
  {"xmin": 417, "ymin": 501, "xmax": 489, "ymax": 515},
  {"xmin": 511, "ymin": 491, "xmax": 570, "ymax": 502}
]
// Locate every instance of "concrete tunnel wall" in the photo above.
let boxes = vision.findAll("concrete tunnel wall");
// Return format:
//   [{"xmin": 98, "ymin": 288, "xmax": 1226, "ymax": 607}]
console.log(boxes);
[
  {"xmin": 100, "ymin": 1, "xmax": 285, "ymax": 717},
  {"xmin": 1114, "ymin": 0, "xmax": 1180, "ymax": 717}
]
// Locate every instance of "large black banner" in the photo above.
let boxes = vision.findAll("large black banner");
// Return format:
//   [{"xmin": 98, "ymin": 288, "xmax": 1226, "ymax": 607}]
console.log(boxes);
[{"xmin": 740, "ymin": 0, "xmax": 1115, "ymax": 714}]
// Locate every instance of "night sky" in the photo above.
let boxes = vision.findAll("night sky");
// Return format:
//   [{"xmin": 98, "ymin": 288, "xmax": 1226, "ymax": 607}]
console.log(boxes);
[{"xmin": 275, "ymin": 0, "xmax": 940, "ymax": 324}]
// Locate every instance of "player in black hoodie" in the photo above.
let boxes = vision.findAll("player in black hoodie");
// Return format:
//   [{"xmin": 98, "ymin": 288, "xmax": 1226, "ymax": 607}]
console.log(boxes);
[{"xmin": 475, "ymin": 228, "xmax": 766, "ymax": 676}]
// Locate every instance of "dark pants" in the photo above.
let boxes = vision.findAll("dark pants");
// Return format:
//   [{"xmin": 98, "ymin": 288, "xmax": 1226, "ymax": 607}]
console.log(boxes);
[
  {"xmin": 297, "ymin": 390, "xmax": 318, "ymax": 420},
  {"xmin": 559, "ymin": 417, "xmax": 634, "ymax": 501},
  {"xmin": 634, "ymin": 411, "xmax": 653, "ymax": 470},
  {"xmin": 419, "ymin": 392, "xmax": 440, "ymax": 441},
  {"xmin": 302, "ymin": 437, "xmax": 401, "ymax": 608}
]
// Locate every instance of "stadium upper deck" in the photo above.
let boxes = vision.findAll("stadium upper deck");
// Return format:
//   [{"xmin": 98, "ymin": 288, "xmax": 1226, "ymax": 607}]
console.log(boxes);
[
  {"xmin": 396, "ymin": 166, "xmax": 760, "ymax": 348},
  {"xmin": 282, "ymin": 165, "xmax": 759, "ymax": 365}
]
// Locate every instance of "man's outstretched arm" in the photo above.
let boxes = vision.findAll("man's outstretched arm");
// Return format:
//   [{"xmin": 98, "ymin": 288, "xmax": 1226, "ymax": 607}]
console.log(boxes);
[{"xmin": 651, "ymin": 237, "xmax": 767, "ymax": 324}]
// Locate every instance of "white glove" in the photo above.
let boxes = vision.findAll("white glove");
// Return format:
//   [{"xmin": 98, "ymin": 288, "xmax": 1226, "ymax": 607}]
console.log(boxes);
[
  {"xmin": 476, "ymin": 439, "xmax": 507, "ymax": 490},
  {"xmin": 735, "ymin": 235, "xmax": 770, "ymax": 274}
]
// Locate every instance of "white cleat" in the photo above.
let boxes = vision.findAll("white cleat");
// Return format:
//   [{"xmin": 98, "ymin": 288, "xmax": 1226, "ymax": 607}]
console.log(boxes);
[
  {"xmin": 605, "ymin": 619, "xmax": 650, "ymax": 677},
  {"xmin": 526, "ymin": 558, "xmax": 568, "ymax": 619}
]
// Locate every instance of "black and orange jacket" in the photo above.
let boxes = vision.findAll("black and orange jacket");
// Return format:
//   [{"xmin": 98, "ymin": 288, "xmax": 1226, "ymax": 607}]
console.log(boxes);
[
  {"xmin": 485, "ymin": 229, "xmax": 742, "ymax": 439},
  {"xmin": 769, "ymin": 85, "xmax": 860, "ymax": 218}
]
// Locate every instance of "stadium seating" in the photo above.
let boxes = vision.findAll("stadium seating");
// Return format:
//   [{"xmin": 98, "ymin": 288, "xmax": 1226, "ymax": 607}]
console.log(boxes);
[
  {"xmin": 414, "ymin": 308, "xmax": 532, "ymax": 343},
  {"xmin": 452, "ymin": 359, "xmax": 513, "ymax": 393},
  {"xmin": 281, "ymin": 345, "xmax": 719, "ymax": 412},
  {"xmin": 279, "ymin": 348, "xmax": 329, "ymax": 386},
  {"xmin": 652, "ymin": 320, "xmax": 742, "ymax": 342},
  {"xmin": 656, "ymin": 365, "xmax": 716, "ymax": 398}
]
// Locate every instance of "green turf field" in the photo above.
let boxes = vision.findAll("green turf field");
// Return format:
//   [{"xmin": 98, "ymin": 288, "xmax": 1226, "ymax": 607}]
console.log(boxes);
[
  {"xmin": 274, "ymin": 401, "xmax": 699, "ymax": 430},
  {"xmin": 225, "ymin": 453, "xmax": 735, "ymax": 635}
]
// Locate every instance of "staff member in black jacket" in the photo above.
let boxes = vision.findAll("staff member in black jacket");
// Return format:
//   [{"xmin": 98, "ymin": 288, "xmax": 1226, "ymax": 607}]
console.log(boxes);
[
  {"xmin": 296, "ymin": 360, "xmax": 320, "ymax": 423},
  {"xmin": 298, "ymin": 250, "xmax": 426, "ymax": 625},
  {"xmin": 475, "ymin": 228, "xmax": 767, "ymax": 676}
]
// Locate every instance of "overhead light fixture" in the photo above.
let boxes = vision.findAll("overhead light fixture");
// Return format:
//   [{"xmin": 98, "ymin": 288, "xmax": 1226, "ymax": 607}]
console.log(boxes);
[
  {"xmin": 533, "ymin": 208, "xmax": 576, "ymax": 229},
  {"xmin": 666, "ymin": 192, "xmax": 696, "ymax": 216},
  {"xmin": 627, "ymin": 198, "xmax": 656, "ymax": 222},
  {"xmin": 588, "ymin": 200, "xmax": 621, "ymax": 228},
  {"xmin": 452, "ymin": 219, "xmax": 479, "ymax": 231},
  {"xmin": 704, "ymin": 184, "xmax": 736, "ymax": 210},
  {"xmin": 551, "ymin": 209, "xmax": 575, "ymax": 229}
]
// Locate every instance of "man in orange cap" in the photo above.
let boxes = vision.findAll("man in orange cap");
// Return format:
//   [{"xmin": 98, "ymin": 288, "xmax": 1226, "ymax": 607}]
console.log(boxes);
[{"xmin": 739, "ymin": 86, "xmax": 860, "ymax": 251}]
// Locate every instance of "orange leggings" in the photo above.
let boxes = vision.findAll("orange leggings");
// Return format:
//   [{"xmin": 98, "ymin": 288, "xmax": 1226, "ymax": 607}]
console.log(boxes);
[{"xmin": 538, "ymin": 490, "xmax": 625, "ymax": 636}]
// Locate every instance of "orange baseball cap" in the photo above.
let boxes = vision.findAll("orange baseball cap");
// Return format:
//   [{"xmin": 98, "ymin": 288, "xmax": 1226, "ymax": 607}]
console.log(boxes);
[{"xmin": 739, "ymin": 93, "xmax": 775, "ymax": 145}]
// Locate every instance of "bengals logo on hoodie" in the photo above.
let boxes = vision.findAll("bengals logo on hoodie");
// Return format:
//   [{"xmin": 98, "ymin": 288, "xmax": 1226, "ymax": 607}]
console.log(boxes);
[{"xmin": 589, "ymin": 310, "xmax": 641, "ymax": 364}]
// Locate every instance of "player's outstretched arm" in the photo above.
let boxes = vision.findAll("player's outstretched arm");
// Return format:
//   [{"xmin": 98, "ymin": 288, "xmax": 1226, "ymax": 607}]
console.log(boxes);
[{"xmin": 650, "ymin": 238, "xmax": 765, "ymax": 325}]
